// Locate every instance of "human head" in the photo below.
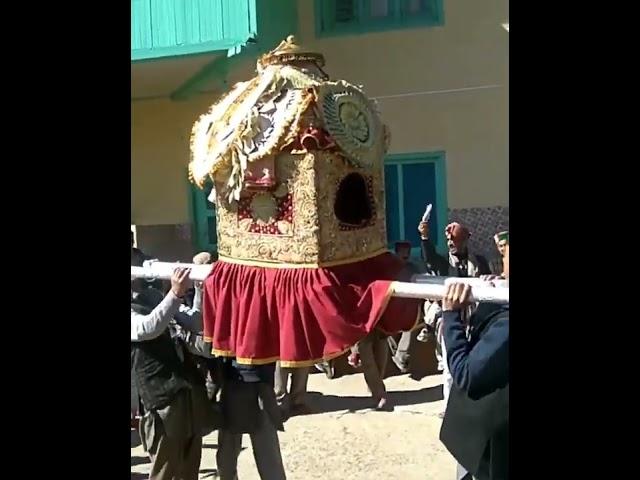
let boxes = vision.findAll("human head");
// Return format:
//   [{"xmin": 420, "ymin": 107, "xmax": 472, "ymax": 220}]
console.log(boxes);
[
  {"xmin": 394, "ymin": 241, "xmax": 412, "ymax": 261},
  {"xmin": 445, "ymin": 223, "xmax": 470, "ymax": 255},
  {"xmin": 494, "ymin": 231, "xmax": 509, "ymax": 257},
  {"xmin": 131, "ymin": 249, "xmax": 162, "ymax": 294},
  {"xmin": 131, "ymin": 252, "xmax": 148, "ymax": 294}
]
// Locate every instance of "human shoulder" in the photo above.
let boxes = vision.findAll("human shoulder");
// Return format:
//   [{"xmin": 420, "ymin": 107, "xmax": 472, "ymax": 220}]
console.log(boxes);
[{"xmin": 470, "ymin": 304, "xmax": 509, "ymax": 339}]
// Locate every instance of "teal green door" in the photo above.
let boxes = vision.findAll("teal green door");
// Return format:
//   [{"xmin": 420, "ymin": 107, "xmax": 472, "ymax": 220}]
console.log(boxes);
[
  {"xmin": 384, "ymin": 151, "xmax": 448, "ymax": 256},
  {"xmin": 190, "ymin": 181, "xmax": 217, "ymax": 253}
]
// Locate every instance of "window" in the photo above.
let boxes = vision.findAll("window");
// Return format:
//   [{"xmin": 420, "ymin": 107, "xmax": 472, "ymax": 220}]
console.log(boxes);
[
  {"xmin": 316, "ymin": 0, "xmax": 443, "ymax": 37},
  {"xmin": 384, "ymin": 151, "xmax": 447, "ymax": 256},
  {"xmin": 190, "ymin": 180, "xmax": 217, "ymax": 253}
]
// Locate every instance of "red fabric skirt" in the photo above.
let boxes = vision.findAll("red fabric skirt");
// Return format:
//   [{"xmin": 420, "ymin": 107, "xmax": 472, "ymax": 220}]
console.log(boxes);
[{"xmin": 202, "ymin": 252, "xmax": 421, "ymax": 366}]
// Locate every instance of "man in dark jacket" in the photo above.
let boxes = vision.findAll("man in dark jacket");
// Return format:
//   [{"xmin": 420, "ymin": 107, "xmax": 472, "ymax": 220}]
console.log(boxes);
[
  {"xmin": 439, "ymin": 245, "xmax": 509, "ymax": 480},
  {"xmin": 418, "ymin": 221, "xmax": 491, "ymax": 278},
  {"xmin": 418, "ymin": 220, "xmax": 491, "ymax": 412},
  {"xmin": 131, "ymin": 231, "xmax": 163, "ymax": 291},
  {"xmin": 216, "ymin": 359, "xmax": 287, "ymax": 480},
  {"xmin": 488, "ymin": 231, "xmax": 509, "ymax": 277}
]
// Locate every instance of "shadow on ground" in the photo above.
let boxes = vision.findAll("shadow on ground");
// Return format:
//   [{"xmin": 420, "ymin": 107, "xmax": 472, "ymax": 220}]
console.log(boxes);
[
  {"xmin": 304, "ymin": 385, "xmax": 443, "ymax": 415},
  {"xmin": 131, "ymin": 456, "xmax": 150, "ymax": 467},
  {"xmin": 200, "ymin": 468, "xmax": 219, "ymax": 478}
]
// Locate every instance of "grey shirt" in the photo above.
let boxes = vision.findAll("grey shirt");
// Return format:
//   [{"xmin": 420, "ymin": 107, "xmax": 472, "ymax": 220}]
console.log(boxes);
[
  {"xmin": 131, "ymin": 286, "xmax": 204, "ymax": 343},
  {"xmin": 131, "ymin": 290, "xmax": 183, "ymax": 342}
]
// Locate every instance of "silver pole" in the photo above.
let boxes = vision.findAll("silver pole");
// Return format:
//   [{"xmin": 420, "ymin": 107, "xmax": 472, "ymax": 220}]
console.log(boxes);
[{"xmin": 131, "ymin": 261, "xmax": 509, "ymax": 304}]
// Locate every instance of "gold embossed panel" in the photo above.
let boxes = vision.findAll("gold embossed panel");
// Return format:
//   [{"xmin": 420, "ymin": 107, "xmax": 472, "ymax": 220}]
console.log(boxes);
[
  {"xmin": 215, "ymin": 152, "xmax": 321, "ymax": 265},
  {"xmin": 315, "ymin": 151, "xmax": 387, "ymax": 264}
]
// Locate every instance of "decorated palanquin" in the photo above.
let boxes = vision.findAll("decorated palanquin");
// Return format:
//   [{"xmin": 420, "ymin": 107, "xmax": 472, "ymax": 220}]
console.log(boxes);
[{"xmin": 189, "ymin": 36, "xmax": 421, "ymax": 366}]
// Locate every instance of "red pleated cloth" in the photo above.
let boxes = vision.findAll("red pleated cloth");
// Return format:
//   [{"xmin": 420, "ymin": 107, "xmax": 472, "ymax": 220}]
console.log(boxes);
[{"xmin": 202, "ymin": 252, "xmax": 421, "ymax": 366}]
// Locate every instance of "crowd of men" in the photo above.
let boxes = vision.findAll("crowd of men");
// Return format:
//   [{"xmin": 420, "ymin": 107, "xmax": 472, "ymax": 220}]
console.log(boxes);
[{"xmin": 131, "ymin": 221, "xmax": 510, "ymax": 480}]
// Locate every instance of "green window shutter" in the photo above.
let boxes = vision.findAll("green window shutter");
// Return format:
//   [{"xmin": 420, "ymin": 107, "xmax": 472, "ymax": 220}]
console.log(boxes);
[{"xmin": 190, "ymin": 181, "xmax": 218, "ymax": 253}]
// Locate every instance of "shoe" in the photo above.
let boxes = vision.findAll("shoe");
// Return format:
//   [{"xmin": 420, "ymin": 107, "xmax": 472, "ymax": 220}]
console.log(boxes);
[
  {"xmin": 375, "ymin": 397, "xmax": 394, "ymax": 412},
  {"xmin": 416, "ymin": 328, "xmax": 429, "ymax": 342},
  {"xmin": 314, "ymin": 361, "xmax": 335, "ymax": 379},
  {"xmin": 391, "ymin": 355, "xmax": 409, "ymax": 373},
  {"xmin": 290, "ymin": 403, "xmax": 313, "ymax": 416},
  {"xmin": 348, "ymin": 352, "xmax": 361, "ymax": 368}
]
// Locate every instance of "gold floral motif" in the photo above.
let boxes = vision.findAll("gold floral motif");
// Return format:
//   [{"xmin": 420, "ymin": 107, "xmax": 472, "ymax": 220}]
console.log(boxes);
[
  {"xmin": 339, "ymin": 102, "xmax": 369, "ymax": 143},
  {"xmin": 316, "ymin": 82, "xmax": 385, "ymax": 169},
  {"xmin": 277, "ymin": 220, "xmax": 292, "ymax": 235},
  {"xmin": 256, "ymin": 243, "xmax": 274, "ymax": 259},
  {"xmin": 238, "ymin": 218, "xmax": 253, "ymax": 232}
]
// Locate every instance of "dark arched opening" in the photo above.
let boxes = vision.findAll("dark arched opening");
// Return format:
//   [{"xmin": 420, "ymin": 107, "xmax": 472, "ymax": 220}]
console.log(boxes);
[{"xmin": 334, "ymin": 173, "xmax": 373, "ymax": 227}]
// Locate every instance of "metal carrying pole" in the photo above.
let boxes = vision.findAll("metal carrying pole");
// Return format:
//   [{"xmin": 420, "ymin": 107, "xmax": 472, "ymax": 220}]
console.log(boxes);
[{"xmin": 132, "ymin": 261, "xmax": 509, "ymax": 304}]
